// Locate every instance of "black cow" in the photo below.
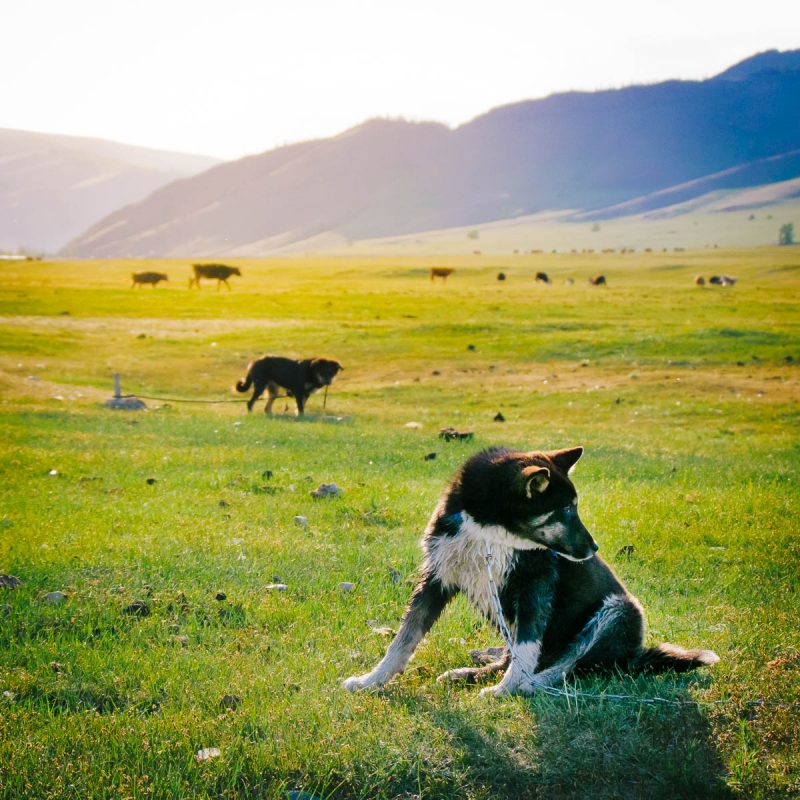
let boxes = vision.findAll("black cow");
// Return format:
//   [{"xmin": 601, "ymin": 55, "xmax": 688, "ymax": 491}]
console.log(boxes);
[{"xmin": 189, "ymin": 264, "xmax": 242, "ymax": 290}]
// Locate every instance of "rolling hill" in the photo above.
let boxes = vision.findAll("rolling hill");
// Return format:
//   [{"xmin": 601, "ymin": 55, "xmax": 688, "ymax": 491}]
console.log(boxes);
[
  {"xmin": 0, "ymin": 129, "xmax": 219, "ymax": 253},
  {"xmin": 64, "ymin": 49, "xmax": 800, "ymax": 257}
]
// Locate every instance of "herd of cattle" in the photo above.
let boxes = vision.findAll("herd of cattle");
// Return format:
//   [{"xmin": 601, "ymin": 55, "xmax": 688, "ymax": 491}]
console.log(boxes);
[
  {"xmin": 131, "ymin": 264, "xmax": 242, "ymax": 289},
  {"xmin": 131, "ymin": 263, "xmax": 736, "ymax": 290}
]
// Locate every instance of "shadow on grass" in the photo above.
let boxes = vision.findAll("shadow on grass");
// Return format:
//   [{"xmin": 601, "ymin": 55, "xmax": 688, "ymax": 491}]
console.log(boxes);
[{"xmin": 385, "ymin": 672, "xmax": 733, "ymax": 800}]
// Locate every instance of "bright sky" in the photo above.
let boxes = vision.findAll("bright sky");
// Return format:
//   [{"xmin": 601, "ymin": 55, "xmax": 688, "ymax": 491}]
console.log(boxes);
[{"xmin": 3, "ymin": 0, "xmax": 798, "ymax": 161}]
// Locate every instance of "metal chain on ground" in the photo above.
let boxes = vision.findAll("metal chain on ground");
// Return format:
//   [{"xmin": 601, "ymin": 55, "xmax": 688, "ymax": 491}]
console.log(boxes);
[{"xmin": 483, "ymin": 542, "xmax": 799, "ymax": 711}]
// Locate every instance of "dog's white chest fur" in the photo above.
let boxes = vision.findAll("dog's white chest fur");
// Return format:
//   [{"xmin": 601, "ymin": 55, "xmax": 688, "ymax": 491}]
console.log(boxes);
[{"xmin": 426, "ymin": 512, "xmax": 545, "ymax": 619}]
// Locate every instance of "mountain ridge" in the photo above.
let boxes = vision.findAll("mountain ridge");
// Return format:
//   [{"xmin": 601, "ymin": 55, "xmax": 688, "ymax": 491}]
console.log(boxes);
[{"xmin": 61, "ymin": 48, "xmax": 800, "ymax": 256}]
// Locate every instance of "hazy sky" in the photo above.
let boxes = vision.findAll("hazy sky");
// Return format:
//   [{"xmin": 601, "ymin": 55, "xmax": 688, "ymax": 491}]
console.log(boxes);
[{"xmin": 3, "ymin": 0, "xmax": 798, "ymax": 161}]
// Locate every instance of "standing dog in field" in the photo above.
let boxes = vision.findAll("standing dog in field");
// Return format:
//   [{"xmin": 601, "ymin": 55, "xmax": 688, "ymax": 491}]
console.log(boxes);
[
  {"xmin": 235, "ymin": 356, "xmax": 343, "ymax": 415},
  {"xmin": 344, "ymin": 446, "xmax": 718, "ymax": 696},
  {"xmin": 131, "ymin": 271, "xmax": 168, "ymax": 288}
]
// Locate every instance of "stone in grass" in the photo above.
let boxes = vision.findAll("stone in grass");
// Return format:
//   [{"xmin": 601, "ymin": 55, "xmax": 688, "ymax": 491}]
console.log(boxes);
[
  {"xmin": 220, "ymin": 694, "xmax": 242, "ymax": 711},
  {"xmin": 215, "ymin": 592, "xmax": 227, "ymax": 602},
  {"xmin": 424, "ymin": 452, "xmax": 437, "ymax": 461},
  {"xmin": 146, "ymin": 477, "xmax": 157, "ymax": 485},
  {"xmin": 338, "ymin": 582, "xmax": 355, "ymax": 593},
  {"xmin": 293, "ymin": 515, "xmax": 308, "ymax": 528},
  {"xmin": 265, "ymin": 583, "xmax": 288, "ymax": 592},
  {"xmin": 0, "ymin": 575, "xmax": 22, "ymax": 589},
  {"xmin": 45, "ymin": 591, "xmax": 68, "ymax": 605},
  {"xmin": 310, "ymin": 483, "xmax": 342, "ymax": 499},
  {"xmin": 123, "ymin": 600, "xmax": 151, "ymax": 617},
  {"xmin": 195, "ymin": 747, "xmax": 221, "ymax": 762}
]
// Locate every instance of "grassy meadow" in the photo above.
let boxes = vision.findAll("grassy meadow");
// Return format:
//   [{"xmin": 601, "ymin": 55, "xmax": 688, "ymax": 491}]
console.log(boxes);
[{"xmin": 1, "ymin": 249, "xmax": 799, "ymax": 799}]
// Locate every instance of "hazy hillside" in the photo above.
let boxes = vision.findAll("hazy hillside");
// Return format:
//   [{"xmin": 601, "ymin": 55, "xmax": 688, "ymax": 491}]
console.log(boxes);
[
  {"xmin": 65, "ymin": 49, "xmax": 800, "ymax": 257},
  {"xmin": 0, "ymin": 129, "xmax": 219, "ymax": 253}
]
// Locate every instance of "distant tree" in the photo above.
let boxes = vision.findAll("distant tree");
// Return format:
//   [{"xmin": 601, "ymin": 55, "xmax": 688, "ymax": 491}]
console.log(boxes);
[{"xmin": 779, "ymin": 223, "xmax": 795, "ymax": 246}]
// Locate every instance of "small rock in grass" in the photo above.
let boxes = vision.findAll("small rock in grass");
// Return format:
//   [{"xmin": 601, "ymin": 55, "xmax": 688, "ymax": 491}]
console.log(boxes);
[
  {"xmin": 45, "ymin": 591, "xmax": 68, "ymax": 605},
  {"xmin": 310, "ymin": 483, "xmax": 342, "ymax": 499},
  {"xmin": 616, "ymin": 544, "xmax": 636, "ymax": 559},
  {"xmin": 146, "ymin": 477, "xmax": 157, "ymax": 485},
  {"xmin": 265, "ymin": 583, "xmax": 288, "ymax": 592},
  {"xmin": 338, "ymin": 582, "xmax": 355, "ymax": 593},
  {"xmin": 493, "ymin": 412, "xmax": 505, "ymax": 422},
  {"xmin": 195, "ymin": 747, "xmax": 221, "ymax": 761},
  {"xmin": 439, "ymin": 427, "xmax": 474, "ymax": 442},
  {"xmin": 0, "ymin": 575, "xmax": 22, "ymax": 589},
  {"xmin": 220, "ymin": 694, "xmax": 242, "ymax": 711},
  {"xmin": 404, "ymin": 421, "xmax": 422, "ymax": 429},
  {"xmin": 215, "ymin": 592, "xmax": 227, "ymax": 601},
  {"xmin": 49, "ymin": 469, "xmax": 58, "ymax": 477},
  {"xmin": 293, "ymin": 515, "xmax": 308, "ymax": 528},
  {"xmin": 424, "ymin": 452, "xmax": 436, "ymax": 461},
  {"xmin": 123, "ymin": 600, "xmax": 150, "ymax": 617}
]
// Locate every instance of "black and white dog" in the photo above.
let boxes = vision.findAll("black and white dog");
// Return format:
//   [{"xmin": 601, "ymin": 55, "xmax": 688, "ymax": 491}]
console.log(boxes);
[{"xmin": 343, "ymin": 446, "xmax": 718, "ymax": 697}]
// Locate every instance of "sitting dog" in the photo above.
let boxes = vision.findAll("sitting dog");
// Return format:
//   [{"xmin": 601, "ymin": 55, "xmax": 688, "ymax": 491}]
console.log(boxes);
[
  {"xmin": 343, "ymin": 446, "xmax": 718, "ymax": 696},
  {"xmin": 235, "ymin": 356, "xmax": 343, "ymax": 415}
]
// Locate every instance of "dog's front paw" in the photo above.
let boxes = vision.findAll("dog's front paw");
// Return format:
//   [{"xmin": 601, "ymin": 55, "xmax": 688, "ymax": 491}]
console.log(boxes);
[{"xmin": 342, "ymin": 672, "xmax": 382, "ymax": 692}]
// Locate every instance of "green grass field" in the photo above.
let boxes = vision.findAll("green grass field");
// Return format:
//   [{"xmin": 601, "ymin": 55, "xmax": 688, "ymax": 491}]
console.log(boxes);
[{"xmin": 1, "ymin": 249, "xmax": 799, "ymax": 799}]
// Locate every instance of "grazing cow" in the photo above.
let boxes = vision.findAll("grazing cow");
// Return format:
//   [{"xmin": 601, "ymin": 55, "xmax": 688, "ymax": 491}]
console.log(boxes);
[
  {"xmin": 535, "ymin": 272, "xmax": 551, "ymax": 284},
  {"xmin": 131, "ymin": 271, "xmax": 168, "ymax": 288},
  {"xmin": 720, "ymin": 275, "xmax": 737, "ymax": 286},
  {"xmin": 430, "ymin": 268, "xmax": 455, "ymax": 282},
  {"xmin": 497, "ymin": 272, "xmax": 507, "ymax": 281},
  {"xmin": 564, "ymin": 278, "xmax": 575, "ymax": 286},
  {"xmin": 189, "ymin": 263, "xmax": 242, "ymax": 290},
  {"xmin": 694, "ymin": 275, "xmax": 706, "ymax": 286},
  {"xmin": 589, "ymin": 274, "xmax": 607, "ymax": 286}
]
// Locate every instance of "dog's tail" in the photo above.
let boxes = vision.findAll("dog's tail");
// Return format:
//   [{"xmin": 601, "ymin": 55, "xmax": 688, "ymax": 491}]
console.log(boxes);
[
  {"xmin": 632, "ymin": 643, "xmax": 719, "ymax": 674},
  {"xmin": 234, "ymin": 364, "xmax": 253, "ymax": 393}
]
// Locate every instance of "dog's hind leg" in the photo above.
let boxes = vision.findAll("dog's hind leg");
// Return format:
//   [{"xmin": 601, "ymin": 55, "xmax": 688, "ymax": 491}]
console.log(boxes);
[
  {"xmin": 515, "ymin": 594, "xmax": 644, "ymax": 692},
  {"xmin": 263, "ymin": 384, "xmax": 279, "ymax": 414},
  {"xmin": 248, "ymin": 382, "xmax": 266, "ymax": 413},
  {"xmin": 343, "ymin": 574, "xmax": 454, "ymax": 692}
]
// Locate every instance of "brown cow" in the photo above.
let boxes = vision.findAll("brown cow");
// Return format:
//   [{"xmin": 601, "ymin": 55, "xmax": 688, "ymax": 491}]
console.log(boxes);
[
  {"xmin": 430, "ymin": 268, "xmax": 455, "ymax": 282},
  {"xmin": 189, "ymin": 263, "xmax": 242, "ymax": 290},
  {"xmin": 694, "ymin": 275, "xmax": 706, "ymax": 286},
  {"xmin": 131, "ymin": 271, "xmax": 168, "ymax": 288},
  {"xmin": 589, "ymin": 274, "xmax": 607, "ymax": 286}
]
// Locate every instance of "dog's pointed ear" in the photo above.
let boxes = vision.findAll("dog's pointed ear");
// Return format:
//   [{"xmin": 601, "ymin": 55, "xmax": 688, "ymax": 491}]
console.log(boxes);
[
  {"xmin": 522, "ymin": 465, "xmax": 550, "ymax": 497},
  {"xmin": 547, "ymin": 447, "xmax": 584, "ymax": 474}
]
